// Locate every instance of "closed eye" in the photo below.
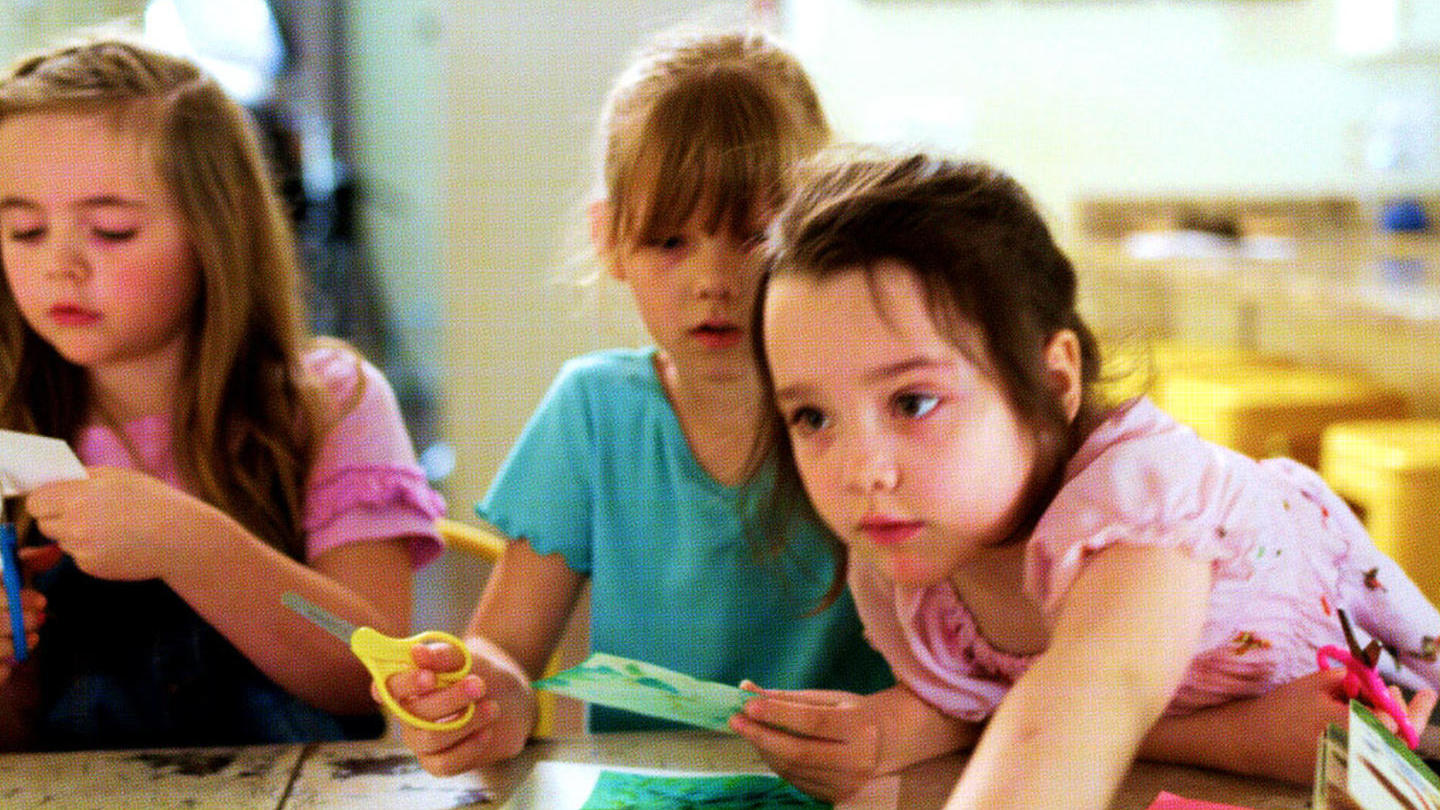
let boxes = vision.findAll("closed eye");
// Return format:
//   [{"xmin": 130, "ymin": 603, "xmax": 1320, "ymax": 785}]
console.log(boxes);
[
  {"xmin": 5, "ymin": 227, "xmax": 44, "ymax": 243},
  {"xmin": 93, "ymin": 227, "xmax": 138, "ymax": 243}
]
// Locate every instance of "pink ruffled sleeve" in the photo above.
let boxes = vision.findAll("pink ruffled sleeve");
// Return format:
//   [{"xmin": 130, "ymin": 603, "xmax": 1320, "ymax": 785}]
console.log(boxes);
[
  {"xmin": 1025, "ymin": 398, "xmax": 1252, "ymax": 617},
  {"xmin": 301, "ymin": 347, "xmax": 445, "ymax": 567}
]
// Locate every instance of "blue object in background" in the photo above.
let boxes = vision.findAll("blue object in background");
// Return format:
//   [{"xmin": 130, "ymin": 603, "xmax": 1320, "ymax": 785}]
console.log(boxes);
[{"xmin": 1, "ymin": 521, "xmax": 25, "ymax": 663}]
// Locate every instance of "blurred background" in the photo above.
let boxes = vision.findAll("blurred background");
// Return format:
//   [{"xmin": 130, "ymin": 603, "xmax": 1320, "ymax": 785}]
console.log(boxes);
[{"xmin": 4, "ymin": 0, "xmax": 1439, "ymax": 639}]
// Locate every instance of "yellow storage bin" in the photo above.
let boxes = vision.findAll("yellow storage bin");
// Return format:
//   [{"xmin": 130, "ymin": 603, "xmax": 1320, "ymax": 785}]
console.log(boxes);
[
  {"xmin": 1100, "ymin": 339, "xmax": 1282, "ymax": 404},
  {"xmin": 1320, "ymin": 419, "xmax": 1440, "ymax": 607},
  {"xmin": 1155, "ymin": 365, "xmax": 1407, "ymax": 469}
]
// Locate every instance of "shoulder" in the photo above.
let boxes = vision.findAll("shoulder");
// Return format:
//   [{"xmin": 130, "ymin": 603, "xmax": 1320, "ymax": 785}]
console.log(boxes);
[
  {"xmin": 537, "ymin": 347, "xmax": 664, "ymax": 422},
  {"xmin": 1056, "ymin": 396, "xmax": 1244, "ymax": 514},
  {"xmin": 302, "ymin": 340, "xmax": 397, "ymax": 415},
  {"xmin": 1026, "ymin": 397, "xmax": 1255, "ymax": 609},
  {"xmin": 552, "ymin": 347, "xmax": 658, "ymax": 393}
]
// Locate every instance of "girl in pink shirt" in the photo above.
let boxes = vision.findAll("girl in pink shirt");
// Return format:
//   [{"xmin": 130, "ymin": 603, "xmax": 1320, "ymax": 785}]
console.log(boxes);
[
  {"xmin": 732, "ymin": 149, "xmax": 1439, "ymax": 808},
  {"xmin": 0, "ymin": 38, "xmax": 441, "ymax": 749}
]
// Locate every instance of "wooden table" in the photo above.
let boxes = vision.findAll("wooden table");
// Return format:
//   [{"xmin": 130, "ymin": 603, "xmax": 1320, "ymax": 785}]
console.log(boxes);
[{"xmin": 0, "ymin": 730, "xmax": 1310, "ymax": 809}]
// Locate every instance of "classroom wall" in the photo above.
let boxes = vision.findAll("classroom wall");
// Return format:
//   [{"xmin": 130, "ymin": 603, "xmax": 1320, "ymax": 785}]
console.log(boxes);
[
  {"xmin": 781, "ymin": 0, "xmax": 1440, "ymax": 242},
  {"xmin": 430, "ymin": 1, "xmax": 750, "ymax": 628}
]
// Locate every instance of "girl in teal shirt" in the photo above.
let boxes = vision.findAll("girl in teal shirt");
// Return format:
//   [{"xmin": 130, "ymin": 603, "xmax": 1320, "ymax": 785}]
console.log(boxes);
[{"xmin": 383, "ymin": 26, "xmax": 903, "ymax": 793}]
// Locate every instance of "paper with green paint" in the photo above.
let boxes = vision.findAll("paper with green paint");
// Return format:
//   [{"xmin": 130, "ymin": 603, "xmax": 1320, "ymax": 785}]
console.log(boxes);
[
  {"xmin": 580, "ymin": 771, "xmax": 829, "ymax": 809},
  {"xmin": 532, "ymin": 653, "xmax": 749, "ymax": 732}
]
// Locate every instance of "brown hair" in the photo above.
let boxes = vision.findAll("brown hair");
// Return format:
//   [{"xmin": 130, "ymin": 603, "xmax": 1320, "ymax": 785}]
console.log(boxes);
[
  {"xmin": 756, "ymin": 149, "xmax": 1106, "ymax": 599},
  {"xmin": 594, "ymin": 26, "xmax": 830, "ymax": 255},
  {"xmin": 0, "ymin": 37, "xmax": 329, "ymax": 558}
]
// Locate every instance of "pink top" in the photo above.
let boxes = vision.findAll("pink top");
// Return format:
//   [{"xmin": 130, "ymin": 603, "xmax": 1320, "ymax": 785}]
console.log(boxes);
[
  {"xmin": 74, "ymin": 346, "xmax": 444, "ymax": 567},
  {"xmin": 851, "ymin": 397, "xmax": 1440, "ymax": 721}
]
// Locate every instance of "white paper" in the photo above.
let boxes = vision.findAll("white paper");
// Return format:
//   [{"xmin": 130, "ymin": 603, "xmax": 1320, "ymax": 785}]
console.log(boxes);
[{"xmin": 0, "ymin": 430, "xmax": 87, "ymax": 494}]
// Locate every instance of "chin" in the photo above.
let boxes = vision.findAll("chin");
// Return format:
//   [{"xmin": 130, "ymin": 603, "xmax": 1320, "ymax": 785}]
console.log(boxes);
[{"xmin": 878, "ymin": 552, "xmax": 947, "ymax": 587}]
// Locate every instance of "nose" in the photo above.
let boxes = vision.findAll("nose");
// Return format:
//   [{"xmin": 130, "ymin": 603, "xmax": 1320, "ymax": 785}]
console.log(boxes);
[
  {"xmin": 841, "ymin": 419, "xmax": 900, "ymax": 494},
  {"xmin": 691, "ymin": 235, "xmax": 750, "ymax": 301},
  {"xmin": 45, "ymin": 228, "xmax": 89, "ymax": 283}
]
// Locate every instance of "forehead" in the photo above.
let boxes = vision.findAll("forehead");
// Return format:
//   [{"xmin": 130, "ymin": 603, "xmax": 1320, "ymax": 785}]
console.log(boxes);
[
  {"xmin": 0, "ymin": 110, "xmax": 160, "ymax": 201},
  {"xmin": 764, "ymin": 262, "xmax": 963, "ymax": 373}
]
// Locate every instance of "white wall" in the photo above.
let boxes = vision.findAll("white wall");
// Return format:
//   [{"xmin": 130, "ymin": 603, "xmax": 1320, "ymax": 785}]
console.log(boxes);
[
  {"xmin": 782, "ymin": 0, "xmax": 1440, "ymax": 241},
  {"xmin": 432, "ymin": 1, "xmax": 749, "ymax": 627}
]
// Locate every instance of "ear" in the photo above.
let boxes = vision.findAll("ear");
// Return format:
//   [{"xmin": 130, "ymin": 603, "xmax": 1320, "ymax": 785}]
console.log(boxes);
[
  {"xmin": 588, "ymin": 199, "xmax": 624, "ymax": 280},
  {"xmin": 1043, "ymin": 329, "xmax": 1083, "ymax": 424}
]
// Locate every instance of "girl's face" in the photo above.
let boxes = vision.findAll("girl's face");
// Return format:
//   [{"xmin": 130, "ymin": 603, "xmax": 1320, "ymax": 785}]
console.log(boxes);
[
  {"xmin": 0, "ymin": 111, "xmax": 199, "ymax": 377},
  {"xmin": 764, "ymin": 262, "xmax": 1040, "ymax": 586},
  {"xmin": 608, "ymin": 201, "xmax": 767, "ymax": 389}
]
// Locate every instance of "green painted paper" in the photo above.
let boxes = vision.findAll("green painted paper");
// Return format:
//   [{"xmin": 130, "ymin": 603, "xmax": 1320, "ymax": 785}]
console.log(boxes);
[
  {"xmin": 580, "ymin": 771, "xmax": 830, "ymax": 809},
  {"xmin": 532, "ymin": 653, "xmax": 749, "ymax": 731}
]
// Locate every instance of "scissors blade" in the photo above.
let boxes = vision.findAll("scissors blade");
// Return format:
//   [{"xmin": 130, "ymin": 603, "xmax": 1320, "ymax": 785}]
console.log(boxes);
[{"xmin": 282, "ymin": 592, "xmax": 358, "ymax": 644}]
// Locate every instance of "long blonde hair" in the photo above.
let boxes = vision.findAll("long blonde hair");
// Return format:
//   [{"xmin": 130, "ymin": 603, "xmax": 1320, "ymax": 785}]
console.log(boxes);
[
  {"xmin": 595, "ymin": 26, "xmax": 831, "ymax": 254},
  {"xmin": 0, "ymin": 37, "xmax": 324, "ymax": 558}
]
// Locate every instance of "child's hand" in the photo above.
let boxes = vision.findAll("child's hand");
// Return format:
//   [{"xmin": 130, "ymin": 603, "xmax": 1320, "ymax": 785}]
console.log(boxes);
[
  {"xmin": 0, "ymin": 587, "xmax": 44, "ymax": 684},
  {"xmin": 378, "ymin": 640, "xmax": 535, "ymax": 776},
  {"xmin": 728, "ymin": 681, "xmax": 880, "ymax": 802},
  {"xmin": 26, "ymin": 467, "xmax": 205, "ymax": 581}
]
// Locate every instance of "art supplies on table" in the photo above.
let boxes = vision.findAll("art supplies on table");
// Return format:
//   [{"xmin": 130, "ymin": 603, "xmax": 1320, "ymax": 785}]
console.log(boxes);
[
  {"xmin": 1318, "ymin": 608, "xmax": 1421, "ymax": 749},
  {"xmin": 280, "ymin": 592, "xmax": 475, "ymax": 731},
  {"xmin": 1313, "ymin": 701, "xmax": 1440, "ymax": 810},
  {"xmin": 532, "ymin": 652, "xmax": 750, "ymax": 732},
  {"xmin": 0, "ymin": 430, "xmax": 87, "ymax": 662}
]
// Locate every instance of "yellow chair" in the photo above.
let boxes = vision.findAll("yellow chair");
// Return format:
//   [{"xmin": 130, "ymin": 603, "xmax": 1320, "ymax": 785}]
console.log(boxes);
[
  {"xmin": 434, "ymin": 517, "xmax": 557, "ymax": 737},
  {"xmin": 1154, "ymin": 364, "xmax": 1407, "ymax": 469},
  {"xmin": 1100, "ymin": 339, "xmax": 1281, "ymax": 404},
  {"xmin": 1320, "ymin": 419, "xmax": 1440, "ymax": 606}
]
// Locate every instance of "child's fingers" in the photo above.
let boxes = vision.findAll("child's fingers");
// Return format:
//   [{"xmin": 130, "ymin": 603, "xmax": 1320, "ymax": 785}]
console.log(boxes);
[
  {"xmin": 1405, "ymin": 687, "xmax": 1437, "ymax": 727},
  {"xmin": 384, "ymin": 674, "xmax": 487, "ymax": 723},
  {"xmin": 739, "ymin": 690, "xmax": 864, "ymax": 740},
  {"xmin": 410, "ymin": 640, "xmax": 469, "ymax": 672},
  {"xmin": 19, "ymin": 545, "xmax": 64, "ymax": 573},
  {"xmin": 738, "ymin": 680, "xmax": 850, "ymax": 706}
]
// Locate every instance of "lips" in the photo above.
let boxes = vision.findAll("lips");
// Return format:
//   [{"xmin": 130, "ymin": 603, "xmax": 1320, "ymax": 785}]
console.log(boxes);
[
  {"xmin": 857, "ymin": 516, "xmax": 923, "ymax": 547},
  {"xmin": 690, "ymin": 321, "xmax": 742, "ymax": 349},
  {"xmin": 48, "ymin": 304, "xmax": 101, "ymax": 327}
]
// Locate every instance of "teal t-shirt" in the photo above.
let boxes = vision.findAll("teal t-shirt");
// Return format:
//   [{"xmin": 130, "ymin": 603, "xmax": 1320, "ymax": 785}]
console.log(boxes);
[{"xmin": 478, "ymin": 348, "xmax": 893, "ymax": 731}]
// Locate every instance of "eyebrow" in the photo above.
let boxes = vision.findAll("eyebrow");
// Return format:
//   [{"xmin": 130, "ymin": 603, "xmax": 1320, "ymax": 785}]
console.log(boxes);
[
  {"xmin": 0, "ymin": 195, "xmax": 146, "ymax": 212},
  {"xmin": 773, "ymin": 356, "xmax": 958, "ymax": 402}
]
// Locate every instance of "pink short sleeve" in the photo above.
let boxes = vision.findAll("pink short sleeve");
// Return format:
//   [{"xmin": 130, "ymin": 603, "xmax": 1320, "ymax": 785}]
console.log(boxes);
[
  {"xmin": 1025, "ymin": 398, "xmax": 1253, "ymax": 616},
  {"xmin": 301, "ymin": 347, "xmax": 444, "ymax": 567}
]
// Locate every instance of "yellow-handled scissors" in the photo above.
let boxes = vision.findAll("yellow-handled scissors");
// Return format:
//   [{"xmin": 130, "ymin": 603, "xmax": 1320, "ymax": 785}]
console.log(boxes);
[{"xmin": 281, "ymin": 592, "xmax": 476, "ymax": 732}]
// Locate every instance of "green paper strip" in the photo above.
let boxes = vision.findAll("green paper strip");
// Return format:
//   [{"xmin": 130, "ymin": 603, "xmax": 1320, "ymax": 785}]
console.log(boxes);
[{"xmin": 533, "ymin": 653, "xmax": 750, "ymax": 732}]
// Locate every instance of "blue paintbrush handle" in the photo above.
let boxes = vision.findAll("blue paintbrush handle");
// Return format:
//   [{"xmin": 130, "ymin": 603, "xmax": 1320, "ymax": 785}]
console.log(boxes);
[{"xmin": 0, "ymin": 523, "xmax": 25, "ymax": 662}]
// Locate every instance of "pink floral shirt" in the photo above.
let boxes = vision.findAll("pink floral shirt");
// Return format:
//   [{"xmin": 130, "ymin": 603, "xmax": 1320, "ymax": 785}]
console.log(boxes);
[
  {"xmin": 850, "ymin": 397, "xmax": 1440, "ymax": 721},
  {"xmin": 74, "ymin": 346, "xmax": 444, "ymax": 566}
]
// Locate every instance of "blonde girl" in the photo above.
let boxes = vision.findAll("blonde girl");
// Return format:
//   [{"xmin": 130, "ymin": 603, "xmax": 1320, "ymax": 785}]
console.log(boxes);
[
  {"xmin": 744, "ymin": 149, "xmax": 1439, "ymax": 808},
  {"xmin": 383, "ymin": 27, "xmax": 907, "ymax": 781},
  {"xmin": 0, "ymin": 38, "xmax": 443, "ymax": 749}
]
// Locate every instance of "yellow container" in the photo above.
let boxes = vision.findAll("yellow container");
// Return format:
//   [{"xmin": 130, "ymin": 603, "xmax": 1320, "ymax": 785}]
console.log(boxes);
[
  {"xmin": 1100, "ymin": 339, "xmax": 1282, "ymax": 404},
  {"xmin": 1320, "ymin": 419, "xmax": 1440, "ymax": 607},
  {"xmin": 1155, "ymin": 365, "xmax": 1408, "ymax": 469}
]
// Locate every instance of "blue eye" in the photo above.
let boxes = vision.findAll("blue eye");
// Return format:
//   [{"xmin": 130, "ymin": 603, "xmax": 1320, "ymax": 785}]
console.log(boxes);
[{"xmin": 894, "ymin": 392, "xmax": 940, "ymax": 419}]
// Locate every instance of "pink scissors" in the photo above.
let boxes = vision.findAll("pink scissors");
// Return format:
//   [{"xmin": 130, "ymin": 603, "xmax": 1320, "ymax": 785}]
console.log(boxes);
[{"xmin": 1316, "ymin": 608, "xmax": 1419, "ymax": 749}]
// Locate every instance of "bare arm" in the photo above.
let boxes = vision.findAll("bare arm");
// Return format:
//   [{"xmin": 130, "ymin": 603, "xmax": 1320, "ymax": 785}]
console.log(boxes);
[
  {"xmin": 943, "ymin": 545, "xmax": 1212, "ymax": 810},
  {"xmin": 28, "ymin": 468, "xmax": 413, "ymax": 716},
  {"xmin": 387, "ymin": 536, "xmax": 585, "ymax": 775}
]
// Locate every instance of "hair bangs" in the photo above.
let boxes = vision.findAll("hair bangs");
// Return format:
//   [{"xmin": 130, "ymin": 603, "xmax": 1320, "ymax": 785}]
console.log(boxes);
[{"xmin": 619, "ymin": 68, "xmax": 802, "ymax": 246}]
